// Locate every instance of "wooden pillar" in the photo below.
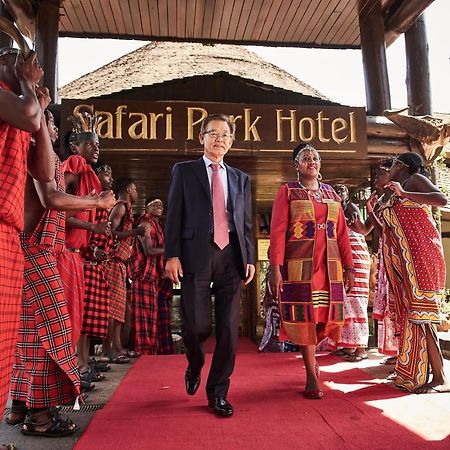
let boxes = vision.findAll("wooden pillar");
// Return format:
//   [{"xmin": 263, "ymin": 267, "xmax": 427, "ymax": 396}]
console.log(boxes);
[
  {"xmin": 358, "ymin": 0, "xmax": 391, "ymax": 115},
  {"xmin": 0, "ymin": 3, "xmax": 13, "ymax": 48},
  {"xmin": 405, "ymin": 14, "xmax": 432, "ymax": 115},
  {"xmin": 35, "ymin": 0, "xmax": 60, "ymax": 102}
]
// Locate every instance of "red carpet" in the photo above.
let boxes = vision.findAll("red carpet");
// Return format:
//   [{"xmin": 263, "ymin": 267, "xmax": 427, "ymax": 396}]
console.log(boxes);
[{"xmin": 75, "ymin": 338, "xmax": 450, "ymax": 449}]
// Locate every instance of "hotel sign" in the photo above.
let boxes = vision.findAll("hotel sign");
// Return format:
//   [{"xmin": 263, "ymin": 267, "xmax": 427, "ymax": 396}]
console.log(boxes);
[{"xmin": 61, "ymin": 100, "xmax": 367, "ymax": 158}]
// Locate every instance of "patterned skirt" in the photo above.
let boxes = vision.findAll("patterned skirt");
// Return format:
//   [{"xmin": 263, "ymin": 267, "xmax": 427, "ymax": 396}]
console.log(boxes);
[
  {"xmin": 338, "ymin": 231, "xmax": 370, "ymax": 348},
  {"xmin": 81, "ymin": 262, "xmax": 110, "ymax": 338},
  {"xmin": 0, "ymin": 224, "xmax": 24, "ymax": 412},
  {"xmin": 11, "ymin": 236, "xmax": 80, "ymax": 407},
  {"xmin": 104, "ymin": 260, "xmax": 127, "ymax": 323}
]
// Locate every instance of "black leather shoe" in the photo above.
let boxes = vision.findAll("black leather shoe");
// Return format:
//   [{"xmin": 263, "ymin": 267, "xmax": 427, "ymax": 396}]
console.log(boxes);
[
  {"xmin": 185, "ymin": 368, "xmax": 200, "ymax": 395},
  {"xmin": 208, "ymin": 397, "xmax": 233, "ymax": 417}
]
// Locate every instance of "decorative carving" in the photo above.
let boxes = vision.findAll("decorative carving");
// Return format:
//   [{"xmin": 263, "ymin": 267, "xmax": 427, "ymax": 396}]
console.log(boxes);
[{"xmin": 384, "ymin": 108, "xmax": 450, "ymax": 163}]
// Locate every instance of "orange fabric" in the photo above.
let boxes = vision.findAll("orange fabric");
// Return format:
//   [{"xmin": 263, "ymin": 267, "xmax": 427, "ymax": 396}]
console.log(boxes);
[{"xmin": 62, "ymin": 155, "xmax": 102, "ymax": 250}]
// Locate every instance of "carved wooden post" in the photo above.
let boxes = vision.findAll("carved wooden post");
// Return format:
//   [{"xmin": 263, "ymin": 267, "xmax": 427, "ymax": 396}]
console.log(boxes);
[
  {"xmin": 35, "ymin": 0, "xmax": 60, "ymax": 103},
  {"xmin": 358, "ymin": 0, "xmax": 391, "ymax": 115},
  {"xmin": 405, "ymin": 14, "xmax": 432, "ymax": 116},
  {"xmin": 0, "ymin": 3, "xmax": 13, "ymax": 48}
]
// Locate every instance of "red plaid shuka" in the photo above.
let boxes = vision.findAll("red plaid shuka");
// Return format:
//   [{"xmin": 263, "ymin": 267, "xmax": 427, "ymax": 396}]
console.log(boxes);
[
  {"xmin": 81, "ymin": 209, "xmax": 112, "ymax": 338},
  {"xmin": 29, "ymin": 156, "xmax": 66, "ymax": 254},
  {"xmin": 62, "ymin": 154, "xmax": 102, "ymax": 250},
  {"xmin": 0, "ymin": 225, "xmax": 24, "ymax": 413},
  {"xmin": 104, "ymin": 201, "xmax": 134, "ymax": 324},
  {"xmin": 57, "ymin": 155, "xmax": 102, "ymax": 345},
  {"xmin": 109, "ymin": 200, "xmax": 134, "ymax": 261},
  {"xmin": 11, "ymin": 235, "xmax": 80, "ymax": 408},
  {"xmin": 56, "ymin": 252, "xmax": 84, "ymax": 347},
  {"xmin": 0, "ymin": 80, "xmax": 32, "ymax": 232},
  {"xmin": 130, "ymin": 216, "xmax": 173, "ymax": 354},
  {"xmin": 0, "ymin": 83, "xmax": 31, "ymax": 411}
]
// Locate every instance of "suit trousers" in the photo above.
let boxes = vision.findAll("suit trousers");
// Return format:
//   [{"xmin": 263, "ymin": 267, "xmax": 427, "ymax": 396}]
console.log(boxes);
[{"xmin": 180, "ymin": 234, "xmax": 242, "ymax": 400}]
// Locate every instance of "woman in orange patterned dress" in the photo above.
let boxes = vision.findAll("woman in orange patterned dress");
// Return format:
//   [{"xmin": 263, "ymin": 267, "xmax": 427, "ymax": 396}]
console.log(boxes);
[{"xmin": 269, "ymin": 143, "xmax": 354, "ymax": 399}]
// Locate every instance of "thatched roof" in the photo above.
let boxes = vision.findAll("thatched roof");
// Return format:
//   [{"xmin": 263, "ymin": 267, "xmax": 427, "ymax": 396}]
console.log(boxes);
[{"xmin": 59, "ymin": 41, "xmax": 331, "ymax": 101}]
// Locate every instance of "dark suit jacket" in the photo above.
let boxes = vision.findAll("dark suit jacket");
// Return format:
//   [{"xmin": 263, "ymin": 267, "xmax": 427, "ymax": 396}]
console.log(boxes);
[{"xmin": 165, "ymin": 157, "xmax": 255, "ymax": 278}]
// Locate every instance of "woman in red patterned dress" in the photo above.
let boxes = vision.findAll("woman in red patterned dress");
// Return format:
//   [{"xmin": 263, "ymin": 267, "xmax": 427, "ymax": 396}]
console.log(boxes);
[
  {"xmin": 368, "ymin": 152, "xmax": 449, "ymax": 393},
  {"xmin": 269, "ymin": 143, "xmax": 354, "ymax": 399}
]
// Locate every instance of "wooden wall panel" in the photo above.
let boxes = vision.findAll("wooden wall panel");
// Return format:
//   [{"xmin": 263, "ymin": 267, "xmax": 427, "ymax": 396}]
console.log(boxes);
[
  {"xmin": 58, "ymin": 0, "xmax": 373, "ymax": 48},
  {"xmin": 138, "ymin": 0, "xmax": 152, "ymax": 36},
  {"xmin": 98, "ymin": 0, "xmax": 116, "ymax": 34},
  {"xmin": 108, "ymin": 0, "xmax": 126, "ymax": 35}
]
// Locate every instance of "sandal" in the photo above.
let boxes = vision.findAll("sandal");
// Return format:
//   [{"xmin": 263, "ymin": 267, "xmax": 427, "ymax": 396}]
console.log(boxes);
[
  {"xmin": 80, "ymin": 379, "xmax": 95, "ymax": 393},
  {"xmin": 109, "ymin": 354, "xmax": 130, "ymax": 364},
  {"xmin": 303, "ymin": 389, "xmax": 324, "ymax": 399},
  {"xmin": 5, "ymin": 401, "xmax": 27, "ymax": 426},
  {"xmin": 124, "ymin": 350, "xmax": 141, "ymax": 358},
  {"xmin": 80, "ymin": 367, "xmax": 106, "ymax": 383},
  {"xmin": 21, "ymin": 408, "xmax": 78, "ymax": 437},
  {"xmin": 89, "ymin": 358, "xmax": 111, "ymax": 372}
]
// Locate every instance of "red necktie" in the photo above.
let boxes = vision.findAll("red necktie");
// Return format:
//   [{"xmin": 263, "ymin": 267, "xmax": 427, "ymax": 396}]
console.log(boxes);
[{"xmin": 211, "ymin": 163, "xmax": 229, "ymax": 249}]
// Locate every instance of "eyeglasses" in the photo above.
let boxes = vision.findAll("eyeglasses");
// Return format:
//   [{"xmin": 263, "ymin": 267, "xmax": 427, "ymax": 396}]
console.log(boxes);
[{"xmin": 203, "ymin": 130, "xmax": 233, "ymax": 140}]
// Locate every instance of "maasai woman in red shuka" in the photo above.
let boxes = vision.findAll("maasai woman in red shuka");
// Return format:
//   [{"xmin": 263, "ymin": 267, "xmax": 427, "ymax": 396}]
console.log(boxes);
[
  {"xmin": 269, "ymin": 143, "xmax": 354, "ymax": 400},
  {"xmin": 368, "ymin": 152, "xmax": 449, "ymax": 394}
]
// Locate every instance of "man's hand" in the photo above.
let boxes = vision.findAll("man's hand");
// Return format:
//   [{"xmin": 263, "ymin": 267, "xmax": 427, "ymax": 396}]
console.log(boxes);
[
  {"xmin": 96, "ymin": 190, "xmax": 115, "ymax": 210},
  {"xmin": 134, "ymin": 225, "xmax": 147, "ymax": 237},
  {"xmin": 244, "ymin": 264, "xmax": 255, "ymax": 285},
  {"xmin": 268, "ymin": 266, "xmax": 283, "ymax": 300},
  {"xmin": 165, "ymin": 257, "xmax": 183, "ymax": 284},
  {"xmin": 92, "ymin": 221, "xmax": 111, "ymax": 236},
  {"xmin": 35, "ymin": 86, "xmax": 51, "ymax": 111},
  {"xmin": 93, "ymin": 247, "xmax": 108, "ymax": 262},
  {"xmin": 15, "ymin": 51, "xmax": 43, "ymax": 86}
]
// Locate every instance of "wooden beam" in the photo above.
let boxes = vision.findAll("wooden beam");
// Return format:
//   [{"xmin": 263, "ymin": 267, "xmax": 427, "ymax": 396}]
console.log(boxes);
[
  {"xmin": 405, "ymin": 14, "xmax": 432, "ymax": 115},
  {"xmin": 384, "ymin": 0, "xmax": 434, "ymax": 47},
  {"xmin": 358, "ymin": 0, "xmax": 391, "ymax": 115},
  {"xmin": 35, "ymin": 0, "xmax": 60, "ymax": 103}
]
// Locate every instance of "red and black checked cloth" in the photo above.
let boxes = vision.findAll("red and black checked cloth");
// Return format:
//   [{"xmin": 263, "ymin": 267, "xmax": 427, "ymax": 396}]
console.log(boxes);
[
  {"xmin": 56, "ymin": 251, "xmax": 85, "ymax": 347},
  {"xmin": 104, "ymin": 260, "xmax": 127, "ymax": 323},
  {"xmin": 82, "ymin": 263, "xmax": 110, "ymax": 338},
  {"xmin": 0, "ymin": 225, "xmax": 24, "ymax": 413},
  {"xmin": 11, "ymin": 235, "xmax": 80, "ymax": 407},
  {"xmin": 128, "ymin": 214, "xmax": 164, "ymax": 281},
  {"xmin": 131, "ymin": 279, "xmax": 159, "ymax": 355},
  {"xmin": 29, "ymin": 156, "xmax": 66, "ymax": 254},
  {"xmin": 81, "ymin": 208, "xmax": 112, "ymax": 337},
  {"xmin": 109, "ymin": 200, "xmax": 134, "ymax": 261},
  {"xmin": 0, "ymin": 81, "xmax": 32, "ymax": 231},
  {"xmin": 62, "ymin": 155, "xmax": 102, "ymax": 250}
]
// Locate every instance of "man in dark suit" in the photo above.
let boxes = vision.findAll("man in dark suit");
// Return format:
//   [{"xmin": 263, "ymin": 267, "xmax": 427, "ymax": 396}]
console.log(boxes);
[{"xmin": 165, "ymin": 113, "xmax": 255, "ymax": 417}]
